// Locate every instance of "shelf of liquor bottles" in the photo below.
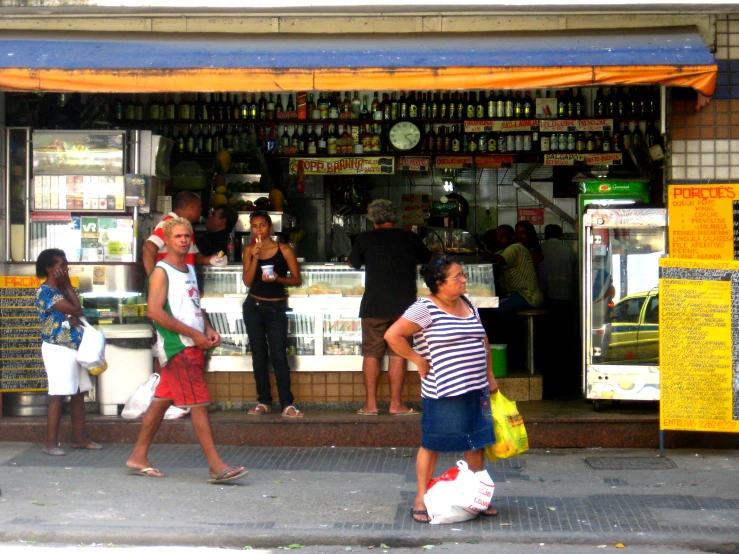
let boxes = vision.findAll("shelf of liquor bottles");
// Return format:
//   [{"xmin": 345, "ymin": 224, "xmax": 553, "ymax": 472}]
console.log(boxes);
[{"xmin": 109, "ymin": 86, "xmax": 661, "ymax": 159}]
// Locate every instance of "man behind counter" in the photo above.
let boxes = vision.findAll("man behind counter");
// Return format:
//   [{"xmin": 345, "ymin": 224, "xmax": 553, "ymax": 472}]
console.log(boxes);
[{"xmin": 196, "ymin": 205, "xmax": 238, "ymax": 257}]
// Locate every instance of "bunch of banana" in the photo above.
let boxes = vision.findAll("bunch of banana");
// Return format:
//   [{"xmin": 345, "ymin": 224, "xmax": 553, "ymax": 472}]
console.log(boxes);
[{"xmin": 288, "ymin": 229, "xmax": 307, "ymax": 244}]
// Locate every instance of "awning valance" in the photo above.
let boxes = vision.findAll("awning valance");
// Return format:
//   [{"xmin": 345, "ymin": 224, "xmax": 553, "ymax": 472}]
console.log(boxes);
[{"xmin": 0, "ymin": 26, "xmax": 717, "ymax": 95}]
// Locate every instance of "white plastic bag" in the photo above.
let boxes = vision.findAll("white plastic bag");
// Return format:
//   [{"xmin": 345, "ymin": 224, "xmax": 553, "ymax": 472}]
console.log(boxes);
[
  {"xmin": 121, "ymin": 374, "xmax": 160, "ymax": 419},
  {"xmin": 76, "ymin": 318, "xmax": 106, "ymax": 371},
  {"xmin": 423, "ymin": 460, "xmax": 495, "ymax": 525},
  {"xmin": 164, "ymin": 405, "xmax": 190, "ymax": 419}
]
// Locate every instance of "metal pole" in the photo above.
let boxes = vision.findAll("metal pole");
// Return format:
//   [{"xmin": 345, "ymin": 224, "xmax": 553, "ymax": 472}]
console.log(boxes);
[
  {"xmin": 24, "ymin": 128, "xmax": 31, "ymax": 261},
  {"xmin": 659, "ymin": 430, "xmax": 664, "ymax": 457},
  {"xmin": 527, "ymin": 315, "xmax": 535, "ymax": 376},
  {"xmin": 4, "ymin": 128, "xmax": 10, "ymax": 261}
]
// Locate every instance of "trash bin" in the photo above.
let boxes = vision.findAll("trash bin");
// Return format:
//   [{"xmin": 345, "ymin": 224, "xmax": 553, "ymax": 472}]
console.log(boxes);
[
  {"xmin": 491, "ymin": 344, "xmax": 508, "ymax": 378},
  {"xmin": 98, "ymin": 324, "xmax": 153, "ymax": 416}
]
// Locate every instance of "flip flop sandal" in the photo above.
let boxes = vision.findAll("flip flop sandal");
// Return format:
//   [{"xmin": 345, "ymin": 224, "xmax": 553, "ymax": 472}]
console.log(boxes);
[
  {"xmin": 356, "ymin": 408, "xmax": 379, "ymax": 416},
  {"xmin": 281, "ymin": 405, "xmax": 304, "ymax": 418},
  {"xmin": 391, "ymin": 408, "xmax": 420, "ymax": 416},
  {"xmin": 131, "ymin": 467, "xmax": 165, "ymax": 478},
  {"xmin": 71, "ymin": 441, "xmax": 103, "ymax": 450},
  {"xmin": 248, "ymin": 404, "xmax": 272, "ymax": 415},
  {"xmin": 42, "ymin": 446, "xmax": 66, "ymax": 456},
  {"xmin": 411, "ymin": 508, "xmax": 431, "ymax": 523},
  {"xmin": 207, "ymin": 467, "xmax": 248, "ymax": 484}
]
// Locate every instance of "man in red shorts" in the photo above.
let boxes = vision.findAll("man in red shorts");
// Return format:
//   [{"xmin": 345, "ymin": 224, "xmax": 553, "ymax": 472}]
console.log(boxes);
[{"xmin": 125, "ymin": 216, "xmax": 246, "ymax": 484}]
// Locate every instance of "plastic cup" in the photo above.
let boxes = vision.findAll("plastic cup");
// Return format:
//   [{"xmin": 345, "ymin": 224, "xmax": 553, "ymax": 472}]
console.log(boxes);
[{"xmin": 261, "ymin": 265, "xmax": 275, "ymax": 278}]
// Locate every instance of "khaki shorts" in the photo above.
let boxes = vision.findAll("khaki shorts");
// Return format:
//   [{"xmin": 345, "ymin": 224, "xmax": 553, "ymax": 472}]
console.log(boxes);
[{"xmin": 361, "ymin": 317, "xmax": 410, "ymax": 358}]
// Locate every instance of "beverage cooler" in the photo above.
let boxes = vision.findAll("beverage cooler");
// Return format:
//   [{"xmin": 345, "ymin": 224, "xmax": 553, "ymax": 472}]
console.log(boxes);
[{"xmin": 582, "ymin": 207, "xmax": 666, "ymax": 408}]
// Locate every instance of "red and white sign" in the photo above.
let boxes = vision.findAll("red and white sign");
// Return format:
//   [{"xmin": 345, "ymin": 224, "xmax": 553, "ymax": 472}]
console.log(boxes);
[
  {"xmin": 397, "ymin": 156, "xmax": 431, "ymax": 171},
  {"xmin": 475, "ymin": 155, "xmax": 514, "ymax": 168},
  {"xmin": 518, "ymin": 207, "xmax": 545, "ymax": 225},
  {"xmin": 435, "ymin": 156, "xmax": 473, "ymax": 169},
  {"xmin": 464, "ymin": 119, "xmax": 538, "ymax": 133},
  {"xmin": 30, "ymin": 211, "xmax": 72, "ymax": 222}
]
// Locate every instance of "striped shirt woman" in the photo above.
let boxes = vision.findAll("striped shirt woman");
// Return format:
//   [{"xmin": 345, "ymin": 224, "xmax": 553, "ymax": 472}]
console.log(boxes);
[{"xmin": 403, "ymin": 297, "xmax": 489, "ymax": 399}]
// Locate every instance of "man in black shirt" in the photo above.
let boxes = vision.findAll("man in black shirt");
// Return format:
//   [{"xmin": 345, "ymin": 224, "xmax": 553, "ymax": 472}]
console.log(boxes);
[
  {"xmin": 196, "ymin": 205, "xmax": 238, "ymax": 256},
  {"xmin": 349, "ymin": 200, "xmax": 432, "ymax": 415}
]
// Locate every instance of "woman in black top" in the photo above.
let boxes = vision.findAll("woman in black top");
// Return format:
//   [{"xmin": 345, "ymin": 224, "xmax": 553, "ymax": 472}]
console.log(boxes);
[{"xmin": 242, "ymin": 211, "xmax": 304, "ymax": 417}]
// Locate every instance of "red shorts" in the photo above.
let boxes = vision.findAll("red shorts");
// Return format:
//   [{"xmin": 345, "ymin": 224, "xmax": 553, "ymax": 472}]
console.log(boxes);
[{"xmin": 154, "ymin": 347, "xmax": 210, "ymax": 408}]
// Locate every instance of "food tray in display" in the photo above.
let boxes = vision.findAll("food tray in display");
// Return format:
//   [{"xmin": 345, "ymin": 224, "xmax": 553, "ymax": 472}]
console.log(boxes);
[
  {"xmin": 32, "ymin": 131, "xmax": 125, "ymax": 176},
  {"xmin": 309, "ymin": 293, "xmax": 343, "ymax": 298}
]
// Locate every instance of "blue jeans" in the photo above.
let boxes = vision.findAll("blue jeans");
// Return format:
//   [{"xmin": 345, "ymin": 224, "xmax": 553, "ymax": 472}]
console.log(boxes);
[{"xmin": 243, "ymin": 296, "xmax": 294, "ymax": 410}]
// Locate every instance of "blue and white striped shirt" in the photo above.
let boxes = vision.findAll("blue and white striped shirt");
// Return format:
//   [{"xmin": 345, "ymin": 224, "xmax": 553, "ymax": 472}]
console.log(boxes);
[{"xmin": 403, "ymin": 297, "xmax": 489, "ymax": 399}]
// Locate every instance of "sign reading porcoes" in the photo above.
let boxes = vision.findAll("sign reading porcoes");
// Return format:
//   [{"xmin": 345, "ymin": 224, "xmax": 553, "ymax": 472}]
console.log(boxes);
[
  {"xmin": 289, "ymin": 157, "xmax": 394, "ymax": 175},
  {"xmin": 667, "ymin": 184, "xmax": 739, "ymax": 260}
]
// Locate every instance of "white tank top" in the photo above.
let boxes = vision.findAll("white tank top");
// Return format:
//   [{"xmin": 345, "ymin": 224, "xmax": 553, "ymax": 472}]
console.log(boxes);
[{"xmin": 153, "ymin": 261, "xmax": 204, "ymax": 366}]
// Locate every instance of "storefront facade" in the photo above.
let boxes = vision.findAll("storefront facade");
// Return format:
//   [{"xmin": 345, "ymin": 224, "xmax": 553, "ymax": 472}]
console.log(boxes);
[{"xmin": 0, "ymin": 2, "xmax": 732, "ymax": 410}]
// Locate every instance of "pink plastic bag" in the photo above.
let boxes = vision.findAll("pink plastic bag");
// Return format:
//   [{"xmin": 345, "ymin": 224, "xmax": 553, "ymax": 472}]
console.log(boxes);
[{"xmin": 423, "ymin": 461, "xmax": 495, "ymax": 524}]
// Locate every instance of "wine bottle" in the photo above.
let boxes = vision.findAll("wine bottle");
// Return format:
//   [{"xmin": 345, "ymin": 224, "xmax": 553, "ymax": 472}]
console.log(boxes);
[{"xmin": 266, "ymin": 93, "xmax": 276, "ymax": 120}]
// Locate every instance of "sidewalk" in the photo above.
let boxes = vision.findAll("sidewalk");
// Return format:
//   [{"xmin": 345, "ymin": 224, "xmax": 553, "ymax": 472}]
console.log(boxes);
[{"xmin": 1, "ymin": 443, "xmax": 738, "ymax": 550}]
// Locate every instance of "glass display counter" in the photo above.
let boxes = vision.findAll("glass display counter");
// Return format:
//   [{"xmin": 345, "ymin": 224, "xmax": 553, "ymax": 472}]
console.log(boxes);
[{"xmin": 198, "ymin": 263, "xmax": 497, "ymax": 372}]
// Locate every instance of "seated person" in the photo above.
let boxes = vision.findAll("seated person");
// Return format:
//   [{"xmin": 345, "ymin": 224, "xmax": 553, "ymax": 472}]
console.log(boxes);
[{"xmin": 196, "ymin": 205, "xmax": 238, "ymax": 256}]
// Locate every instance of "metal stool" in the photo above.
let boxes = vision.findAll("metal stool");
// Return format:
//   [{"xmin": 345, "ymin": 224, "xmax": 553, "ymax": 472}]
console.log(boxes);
[{"xmin": 515, "ymin": 309, "xmax": 548, "ymax": 376}]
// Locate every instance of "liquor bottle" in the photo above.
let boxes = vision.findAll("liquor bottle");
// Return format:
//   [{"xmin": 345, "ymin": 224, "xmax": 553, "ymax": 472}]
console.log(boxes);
[
  {"xmin": 290, "ymin": 124, "xmax": 300, "ymax": 151},
  {"xmin": 195, "ymin": 93, "xmax": 206, "ymax": 121},
  {"xmin": 450, "ymin": 125, "xmax": 461, "ymax": 153},
  {"xmin": 505, "ymin": 90, "xmax": 514, "ymax": 118},
  {"xmin": 122, "ymin": 95, "xmax": 134, "ymax": 120},
  {"xmin": 628, "ymin": 88, "xmax": 639, "ymax": 118},
  {"xmin": 327, "ymin": 124, "xmax": 338, "ymax": 154},
  {"xmin": 305, "ymin": 125, "xmax": 316, "ymax": 154},
  {"xmin": 256, "ymin": 93, "xmax": 266, "ymax": 120},
  {"xmin": 226, "ymin": 93, "xmax": 236, "ymax": 120},
  {"xmin": 224, "ymin": 124, "xmax": 233, "ymax": 150},
  {"xmin": 377, "ymin": 92, "xmax": 388, "ymax": 121},
  {"xmin": 203, "ymin": 125, "xmax": 213, "ymax": 154},
  {"xmin": 342, "ymin": 92, "xmax": 352, "ymax": 115},
  {"xmin": 113, "ymin": 95, "xmax": 124, "ymax": 121},
  {"xmin": 498, "ymin": 132, "xmax": 507, "ymax": 153},
  {"xmin": 593, "ymin": 131, "xmax": 602, "ymax": 152},
  {"xmin": 457, "ymin": 92, "xmax": 466, "ymax": 122},
  {"xmin": 574, "ymin": 88, "xmax": 584, "ymax": 118},
  {"xmin": 439, "ymin": 92, "xmax": 448, "ymax": 119},
  {"xmin": 176, "ymin": 126, "xmax": 185, "ymax": 154},
  {"xmin": 648, "ymin": 87, "xmax": 659, "ymax": 119},
  {"xmin": 371, "ymin": 124, "xmax": 383, "ymax": 152},
  {"xmin": 430, "ymin": 91, "xmax": 440, "ymax": 119},
  {"xmin": 496, "ymin": 90, "xmax": 505, "ymax": 119},
  {"xmin": 604, "ymin": 88, "xmax": 615, "ymax": 117},
  {"xmin": 176, "ymin": 94, "xmax": 188, "ymax": 120},
  {"xmin": 275, "ymin": 94, "xmax": 285, "ymax": 119},
  {"xmin": 193, "ymin": 124, "xmax": 203, "ymax": 155},
  {"xmin": 557, "ymin": 90, "xmax": 567, "ymax": 119},
  {"xmin": 148, "ymin": 94, "xmax": 160, "ymax": 121},
  {"xmin": 184, "ymin": 124, "xmax": 195, "ymax": 155},
  {"xmin": 247, "ymin": 93, "xmax": 256, "ymax": 120},
  {"xmin": 318, "ymin": 92, "xmax": 329, "ymax": 120},
  {"xmin": 567, "ymin": 89, "xmax": 575, "ymax": 118},
  {"xmin": 419, "ymin": 92, "xmax": 428, "ymax": 119},
  {"xmin": 645, "ymin": 120, "xmax": 660, "ymax": 147},
  {"xmin": 523, "ymin": 133, "xmax": 532, "ymax": 151},
  {"xmin": 371, "ymin": 92, "xmax": 380, "ymax": 115},
  {"xmin": 390, "ymin": 92, "xmax": 399, "ymax": 120},
  {"xmin": 351, "ymin": 91, "xmax": 362, "ymax": 119},
  {"xmin": 280, "ymin": 126, "xmax": 290, "ymax": 151},
  {"xmin": 448, "ymin": 91, "xmax": 457, "ymax": 119},
  {"xmin": 593, "ymin": 88, "xmax": 605, "ymax": 118},
  {"xmin": 540, "ymin": 133, "xmax": 550, "ymax": 152},
  {"xmin": 305, "ymin": 94, "xmax": 315, "ymax": 121},
  {"xmin": 426, "ymin": 125, "xmax": 436, "ymax": 152},
  {"xmin": 466, "ymin": 91, "xmax": 477, "ymax": 120},
  {"xmin": 522, "ymin": 90, "xmax": 533, "ymax": 119},
  {"xmin": 240, "ymin": 93, "xmax": 249, "ymax": 120},
  {"xmin": 467, "ymin": 132, "xmax": 477, "ymax": 153},
  {"xmin": 165, "ymin": 94, "xmax": 176, "ymax": 120},
  {"xmin": 486, "ymin": 90, "xmax": 496, "ymax": 118},
  {"xmin": 317, "ymin": 125, "xmax": 328, "ymax": 154},
  {"xmin": 398, "ymin": 90, "xmax": 408, "ymax": 119},
  {"xmin": 329, "ymin": 93, "xmax": 340, "ymax": 119},
  {"xmin": 476, "ymin": 91, "xmax": 485, "ymax": 119},
  {"xmin": 616, "ymin": 88, "xmax": 627, "ymax": 118},
  {"xmin": 133, "ymin": 95, "xmax": 145, "ymax": 121},
  {"xmin": 287, "ymin": 94, "xmax": 296, "ymax": 119},
  {"xmin": 360, "ymin": 95, "xmax": 370, "ymax": 120},
  {"xmin": 408, "ymin": 91, "xmax": 419, "ymax": 119},
  {"xmin": 531, "ymin": 129, "xmax": 539, "ymax": 151},
  {"xmin": 266, "ymin": 93, "xmax": 276, "ymax": 120},
  {"xmin": 514, "ymin": 133, "xmax": 522, "ymax": 152},
  {"xmin": 359, "ymin": 124, "xmax": 372, "ymax": 152},
  {"xmin": 478, "ymin": 131, "xmax": 487, "ymax": 152},
  {"xmin": 602, "ymin": 130, "xmax": 612, "ymax": 152},
  {"xmin": 585, "ymin": 132, "xmax": 595, "ymax": 152},
  {"xmin": 442, "ymin": 126, "xmax": 451, "ymax": 152},
  {"xmin": 514, "ymin": 91, "xmax": 523, "ymax": 119},
  {"xmin": 631, "ymin": 121, "xmax": 644, "ymax": 147},
  {"xmin": 487, "ymin": 132, "xmax": 498, "ymax": 153},
  {"xmin": 189, "ymin": 95, "xmax": 197, "ymax": 122}
]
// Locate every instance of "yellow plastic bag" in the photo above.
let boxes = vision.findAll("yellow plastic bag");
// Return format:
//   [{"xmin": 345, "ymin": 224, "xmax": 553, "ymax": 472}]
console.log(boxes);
[{"xmin": 484, "ymin": 391, "xmax": 529, "ymax": 462}]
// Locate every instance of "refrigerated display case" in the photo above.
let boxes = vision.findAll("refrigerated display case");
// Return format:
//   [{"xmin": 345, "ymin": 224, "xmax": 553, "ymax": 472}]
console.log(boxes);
[
  {"xmin": 582, "ymin": 207, "xmax": 666, "ymax": 406},
  {"xmin": 422, "ymin": 227, "xmax": 482, "ymax": 260},
  {"xmin": 198, "ymin": 262, "xmax": 497, "ymax": 371}
]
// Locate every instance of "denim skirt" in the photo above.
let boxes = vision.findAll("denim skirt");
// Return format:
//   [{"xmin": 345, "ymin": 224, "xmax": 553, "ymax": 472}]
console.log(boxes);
[{"xmin": 421, "ymin": 388, "xmax": 496, "ymax": 453}]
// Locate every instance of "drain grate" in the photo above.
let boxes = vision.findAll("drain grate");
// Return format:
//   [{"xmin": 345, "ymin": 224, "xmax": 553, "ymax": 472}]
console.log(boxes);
[{"xmin": 584, "ymin": 456, "xmax": 677, "ymax": 470}]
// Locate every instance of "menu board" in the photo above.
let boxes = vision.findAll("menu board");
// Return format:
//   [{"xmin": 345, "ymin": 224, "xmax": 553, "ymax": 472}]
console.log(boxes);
[
  {"xmin": 0, "ymin": 275, "xmax": 78, "ymax": 392},
  {"xmin": 659, "ymin": 259, "xmax": 739, "ymax": 433},
  {"xmin": 667, "ymin": 184, "xmax": 739, "ymax": 260}
]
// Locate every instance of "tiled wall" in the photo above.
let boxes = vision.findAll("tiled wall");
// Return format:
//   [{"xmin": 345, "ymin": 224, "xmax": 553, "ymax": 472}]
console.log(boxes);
[
  {"xmin": 669, "ymin": 14, "xmax": 738, "ymax": 183},
  {"xmin": 203, "ymin": 370, "xmax": 540, "ymax": 407}
]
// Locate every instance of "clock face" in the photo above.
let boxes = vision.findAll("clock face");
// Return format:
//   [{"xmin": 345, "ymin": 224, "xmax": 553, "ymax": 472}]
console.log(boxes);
[{"xmin": 388, "ymin": 120, "xmax": 422, "ymax": 152}]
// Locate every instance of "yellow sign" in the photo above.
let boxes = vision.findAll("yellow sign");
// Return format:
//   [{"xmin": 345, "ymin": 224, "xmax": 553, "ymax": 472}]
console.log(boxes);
[
  {"xmin": 667, "ymin": 184, "xmax": 739, "ymax": 260},
  {"xmin": 289, "ymin": 157, "xmax": 394, "ymax": 175},
  {"xmin": 0, "ymin": 275, "xmax": 79, "ymax": 288},
  {"xmin": 659, "ymin": 258, "xmax": 739, "ymax": 433}
]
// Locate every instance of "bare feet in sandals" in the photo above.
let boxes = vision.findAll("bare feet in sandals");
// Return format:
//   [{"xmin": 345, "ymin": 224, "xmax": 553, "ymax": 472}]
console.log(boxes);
[
  {"xmin": 248, "ymin": 403, "xmax": 271, "ymax": 415},
  {"xmin": 411, "ymin": 504, "xmax": 431, "ymax": 523},
  {"xmin": 281, "ymin": 405, "xmax": 304, "ymax": 418}
]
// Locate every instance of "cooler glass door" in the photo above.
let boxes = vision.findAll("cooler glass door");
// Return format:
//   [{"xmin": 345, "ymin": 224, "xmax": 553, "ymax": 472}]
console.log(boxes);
[{"xmin": 583, "ymin": 207, "xmax": 666, "ymax": 402}]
